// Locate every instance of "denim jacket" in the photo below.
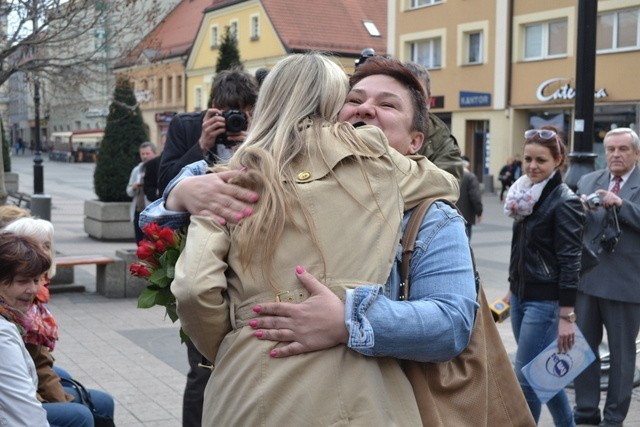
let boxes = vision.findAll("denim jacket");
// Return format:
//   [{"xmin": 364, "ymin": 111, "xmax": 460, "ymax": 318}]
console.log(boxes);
[
  {"xmin": 139, "ymin": 160, "xmax": 207, "ymax": 230},
  {"xmin": 141, "ymin": 165, "xmax": 475, "ymax": 362},
  {"xmin": 345, "ymin": 201, "xmax": 477, "ymax": 362}
]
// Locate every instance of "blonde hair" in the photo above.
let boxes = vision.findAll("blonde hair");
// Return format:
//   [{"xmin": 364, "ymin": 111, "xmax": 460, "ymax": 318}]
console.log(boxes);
[
  {"xmin": 2, "ymin": 217, "xmax": 56, "ymax": 278},
  {"xmin": 219, "ymin": 53, "xmax": 382, "ymax": 288},
  {"xmin": 0, "ymin": 205, "xmax": 31, "ymax": 229}
]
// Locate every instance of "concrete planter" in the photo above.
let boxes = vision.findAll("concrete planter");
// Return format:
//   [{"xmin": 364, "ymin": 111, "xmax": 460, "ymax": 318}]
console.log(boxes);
[
  {"xmin": 4, "ymin": 172, "xmax": 19, "ymax": 192},
  {"xmin": 115, "ymin": 248, "xmax": 149, "ymax": 298},
  {"xmin": 83, "ymin": 200, "xmax": 135, "ymax": 241}
]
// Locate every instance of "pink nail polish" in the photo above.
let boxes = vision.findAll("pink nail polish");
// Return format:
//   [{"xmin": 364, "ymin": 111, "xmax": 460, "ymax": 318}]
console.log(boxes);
[
  {"xmin": 249, "ymin": 194, "xmax": 259, "ymax": 202},
  {"xmin": 248, "ymin": 320, "xmax": 258, "ymax": 328},
  {"xmin": 253, "ymin": 331, "xmax": 263, "ymax": 338},
  {"xmin": 243, "ymin": 208, "xmax": 253, "ymax": 216},
  {"xmin": 234, "ymin": 213, "xmax": 243, "ymax": 221},
  {"xmin": 295, "ymin": 265, "xmax": 304, "ymax": 274},
  {"xmin": 252, "ymin": 305, "xmax": 262, "ymax": 313},
  {"xmin": 269, "ymin": 350, "xmax": 278, "ymax": 357},
  {"xmin": 218, "ymin": 218, "xmax": 227, "ymax": 225}
]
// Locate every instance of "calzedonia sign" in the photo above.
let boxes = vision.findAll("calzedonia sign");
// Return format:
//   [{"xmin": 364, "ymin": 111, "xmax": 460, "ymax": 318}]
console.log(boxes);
[{"xmin": 536, "ymin": 78, "xmax": 608, "ymax": 102}]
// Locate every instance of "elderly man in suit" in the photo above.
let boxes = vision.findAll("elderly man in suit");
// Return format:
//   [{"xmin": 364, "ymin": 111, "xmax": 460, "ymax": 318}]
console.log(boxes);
[{"xmin": 573, "ymin": 127, "xmax": 640, "ymax": 427}]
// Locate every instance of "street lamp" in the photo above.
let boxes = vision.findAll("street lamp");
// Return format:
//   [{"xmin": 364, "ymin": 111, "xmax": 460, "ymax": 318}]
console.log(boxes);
[
  {"xmin": 564, "ymin": 0, "xmax": 598, "ymax": 190},
  {"xmin": 33, "ymin": 78, "xmax": 44, "ymax": 194}
]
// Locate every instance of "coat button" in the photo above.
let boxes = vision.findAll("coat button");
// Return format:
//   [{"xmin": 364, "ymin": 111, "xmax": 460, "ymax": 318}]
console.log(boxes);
[{"xmin": 297, "ymin": 171, "xmax": 311, "ymax": 180}]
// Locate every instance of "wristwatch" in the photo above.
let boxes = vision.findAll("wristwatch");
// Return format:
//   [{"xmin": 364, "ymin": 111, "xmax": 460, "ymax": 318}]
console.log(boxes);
[{"xmin": 560, "ymin": 312, "xmax": 576, "ymax": 323}]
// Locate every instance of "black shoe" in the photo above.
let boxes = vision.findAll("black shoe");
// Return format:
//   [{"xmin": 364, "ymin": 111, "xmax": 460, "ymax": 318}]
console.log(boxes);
[
  {"xmin": 598, "ymin": 421, "xmax": 622, "ymax": 427},
  {"xmin": 574, "ymin": 414, "xmax": 601, "ymax": 425}
]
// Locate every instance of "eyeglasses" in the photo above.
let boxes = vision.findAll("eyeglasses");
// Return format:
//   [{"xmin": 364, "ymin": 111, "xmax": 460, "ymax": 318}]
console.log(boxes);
[{"xmin": 524, "ymin": 129, "xmax": 557, "ymax": 140}]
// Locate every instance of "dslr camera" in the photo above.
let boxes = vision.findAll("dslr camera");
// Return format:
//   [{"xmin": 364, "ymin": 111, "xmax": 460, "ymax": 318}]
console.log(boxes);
[
  {"xmin": 215, "ymin": 109, "xmax": 248, "ymax": 148},
  {"xmin": 584, "ymin": 193, "xmax": 602, "ymax": 210}
]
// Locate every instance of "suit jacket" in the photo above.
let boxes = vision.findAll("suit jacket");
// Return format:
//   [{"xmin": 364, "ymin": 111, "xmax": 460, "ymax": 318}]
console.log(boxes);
[{"xmin": 577, "ymin": 166, "xmax": 640, "ymax": 303}]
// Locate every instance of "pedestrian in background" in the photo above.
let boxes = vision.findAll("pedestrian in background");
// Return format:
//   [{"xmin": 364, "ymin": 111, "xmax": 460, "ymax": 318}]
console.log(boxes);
[
  {"xmin": 456, "ymin": 156, "xmax": 483, "ymax": 239},
  {"xmin": 573, "ymin": 127, "xmax": 640, "ymax": 427},
  {"xmin": 504, "ymin": 126, "xmax": 585, "ymax": 426},
  {"xmin": 498, "ymin": 156, "xmax": 514, "ymax": 201},
  {"xmin": 126, "ymin": 141, "xmax": 157, "ymax": 244}
]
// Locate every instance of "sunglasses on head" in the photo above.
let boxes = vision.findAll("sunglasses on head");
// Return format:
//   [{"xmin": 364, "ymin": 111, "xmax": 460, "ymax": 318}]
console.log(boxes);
[{"xmin": 524, "ymin": 129, "xmax": 557, "ymax": 140}]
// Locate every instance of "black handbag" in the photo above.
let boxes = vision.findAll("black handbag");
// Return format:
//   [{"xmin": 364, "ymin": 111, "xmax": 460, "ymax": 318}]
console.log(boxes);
[{"xmin": 60, "ymin": 377, "xmax": 115, "ymax": 427}]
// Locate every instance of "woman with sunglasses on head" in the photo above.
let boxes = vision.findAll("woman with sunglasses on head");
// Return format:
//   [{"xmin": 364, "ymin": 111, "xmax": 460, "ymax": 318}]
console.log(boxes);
[{"xmin": 503, "ymin": 125, "xmax": 585, "ymax": 426}]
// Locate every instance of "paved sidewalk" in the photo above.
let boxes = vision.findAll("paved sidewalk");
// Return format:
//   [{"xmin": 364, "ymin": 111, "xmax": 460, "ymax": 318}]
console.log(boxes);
[{"xmin": 7, "ymin": 155, "xmax": 640, "ymax": 426}]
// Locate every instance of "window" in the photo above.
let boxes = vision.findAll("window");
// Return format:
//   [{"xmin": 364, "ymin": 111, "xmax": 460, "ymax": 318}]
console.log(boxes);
[
  {"xmin": 411, "ymin": 38, "xmax": 442, "ymax": 69},
  {"xmin": 410, "ymin": 0, "xmax": 442, "ymax": 8},
  {"xmin": 524, "ymin": 19, "xmax": 567, "ymax": 60},
  {"xmin": 466, "ymin": 31, "xmax": 482, "ymax": 64},
  {"xmin": 597, "ymin": 8, "xmax": 639, "ymax": 52},
  {"xmin": 176, "ymin": 75, "xmax": 183, "ymax": 101},
  {"xmin": 167, "ymin": 76, "xmax": 173, "ymax": 103},
  {"xmin": 195, "ymin": 87, "xmax": 202, "ymax": 111},
  {"xmin": 210, "ymin": 25, "xmax": 219, "ymax": 48},
  {"xmin": 156, "ymin": 77, "xmax": 163, "ymax": 103},
  {"xmin": 250, "ymin": 14, "xmax": 259, "ymax": 40},
  {"xmin": 229, "ymin": 20, "xmax": 238, "ymax": 40},
  {"xmin": 363, "ymin": 20, "xmax": 381, "ymax": 37}
]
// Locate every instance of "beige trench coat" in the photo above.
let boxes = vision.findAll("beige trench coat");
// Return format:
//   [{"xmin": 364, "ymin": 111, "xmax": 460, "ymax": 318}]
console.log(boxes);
[{"xmin": 173, "ymin": 125, "xmax": 459, "ymax": 426}]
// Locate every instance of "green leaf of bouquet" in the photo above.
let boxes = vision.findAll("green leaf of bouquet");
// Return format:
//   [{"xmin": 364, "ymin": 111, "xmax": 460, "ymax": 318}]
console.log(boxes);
[
  {"xmin": 179, "ymin": 328, "xmax": 190, "ymax": 344},
  {"xmin": 154, "ymin": 288, "xmax": 175, "ymax": 307},
  {"xmin": 137, "ymin": 288, "xmax": 158, "ymax": 308},
  {"xmin": 149, "ymin": 268, "xmax": 167, "ymax": 283}
]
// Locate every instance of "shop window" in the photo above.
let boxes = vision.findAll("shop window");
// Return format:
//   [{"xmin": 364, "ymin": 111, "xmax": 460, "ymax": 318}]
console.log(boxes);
[
  {"xmin": 409, "ymin": 0, "xmax": 443, "ymax": 9},
  {"xmin": 466, "ymin": 31, "xmax": 483, "ymax": 64},
  {"xmin": 597, "ymin": 8, "xmax": 639, "ymax": 52},
  {"xmin": 524, "ymin": 19, "xmax": 567, "ymax": 60},
  {"xmin": 411, "ymin": 38, "xmax": 442, "ymax": 69}
]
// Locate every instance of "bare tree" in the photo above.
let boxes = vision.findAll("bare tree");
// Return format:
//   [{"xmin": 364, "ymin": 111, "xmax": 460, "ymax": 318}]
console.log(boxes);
[{"xmin": 0, "ymin": 0, "xmax": 176, "ymax": 203}]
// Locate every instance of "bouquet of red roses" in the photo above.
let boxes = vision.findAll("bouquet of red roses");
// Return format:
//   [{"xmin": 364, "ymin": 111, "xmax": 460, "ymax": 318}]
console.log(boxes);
[{"xmin": 130, "ymin": 223, "xmax": 186, "ymax": 340}]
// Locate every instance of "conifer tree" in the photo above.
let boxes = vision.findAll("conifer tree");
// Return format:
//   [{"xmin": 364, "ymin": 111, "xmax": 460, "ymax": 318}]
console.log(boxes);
[
  {"xmin": 216, "ymin": 26, "xmax": 243, "ymax": 72},
  {"xmin": 93, "ymin": 77, "xmax": 148, "ymax": 202}
]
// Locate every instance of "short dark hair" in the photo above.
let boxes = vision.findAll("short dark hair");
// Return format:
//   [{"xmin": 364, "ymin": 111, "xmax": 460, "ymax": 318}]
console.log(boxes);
[
  {"xmin": 349, "ymin": 57, "xmax": 428, "ymax": 135},
  {"xmin": 208, "ymin": 68, "xmax": 259, "ymax": 110},
  {"xmin": 0, "ymin": 233, "xmax": 51, "ymax": 287}
]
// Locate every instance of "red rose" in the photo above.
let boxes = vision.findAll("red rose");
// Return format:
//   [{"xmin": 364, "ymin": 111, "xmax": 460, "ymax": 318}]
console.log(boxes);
[
  {"xmin": 157, "ymin": 226, "xmax": 178, "ymax": 246},
  {"xmin": 136, "ymin": 240, "xmax": 156, "ymax": 260},
  {"xmin": 129, "ymin": 262, "xmax": 152, "ymax": 278},
  {"xmin": 143, "ymin": 223, "xmax": 162, "ymax": 241}
]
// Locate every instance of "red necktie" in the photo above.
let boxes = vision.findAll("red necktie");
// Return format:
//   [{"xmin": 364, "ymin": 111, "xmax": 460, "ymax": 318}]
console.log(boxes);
[{"xmin": 611, "ymin": 176, "xmax": 622, "ymax": 194}]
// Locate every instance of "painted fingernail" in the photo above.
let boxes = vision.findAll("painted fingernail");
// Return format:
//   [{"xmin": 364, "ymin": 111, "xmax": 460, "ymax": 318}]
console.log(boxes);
[
  {"xmin": 252, "ymin": 305, "xmax": 262, "ymax": 313},
  {"xmin": 295, "ymin": 265, "xmax": 304, "ymax": 274},
  {"xmin": 218, "ymin": 218, "xmax": 227, "ymax": 225},
  {"xmin": 253, "ymin": 331, "xmax": 263, "ymax": 338},
  {"xmin": 249, "ymin": 194, "xmax": 259, "ymax": 202},
  {"xmin": 234, "ymin": 213, "xmax": 243, "ymax": 221},
  {"xmin": 269, "ymin": 350, "xmax": 278, "ymax": 357},
  {"xmin": 243, "ymin": 208, "xmax": 253, "ymax": 216},
  {"xmin": 248, "ymin": 320, "xmax": 258, "ymax": 328},
  {"xmin": 240, "ymin": 166, "xmax": 248, "ymax": 172}
]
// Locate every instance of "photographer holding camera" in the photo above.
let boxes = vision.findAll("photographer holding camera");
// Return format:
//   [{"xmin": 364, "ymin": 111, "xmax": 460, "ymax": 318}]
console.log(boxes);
[
  {"xmin": 573, "ymin": 127, "xmax": 640, "ymax": 427},
  {"xmin": 155, "ymin": 68, "xmax": 258, "ymax": 427},
  {"xmin": 157, "ymin": 69, "xmax": 258, "ymax": 194}
]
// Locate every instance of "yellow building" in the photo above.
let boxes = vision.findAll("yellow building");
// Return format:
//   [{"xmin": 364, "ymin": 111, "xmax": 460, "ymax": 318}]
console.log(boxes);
[
  {"xmin": 185, "ymin": 0, "xmax": 387, "ymax": 111},
  {"xmin": 390, "ymin": 0, "xmax": 640, "ymax": 186}
]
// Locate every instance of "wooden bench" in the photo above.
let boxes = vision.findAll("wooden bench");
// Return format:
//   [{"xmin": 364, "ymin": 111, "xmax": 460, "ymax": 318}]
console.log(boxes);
[
  {"xmin": 7, "ymin": 191, "xmax": 32, "ymax": 209},
  {"xmin": 53, "ymin": 255, "xmax": 126, "ymax": 297}
]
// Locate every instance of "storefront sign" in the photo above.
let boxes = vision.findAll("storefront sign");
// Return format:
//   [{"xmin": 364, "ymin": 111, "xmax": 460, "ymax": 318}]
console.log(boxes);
[
  {"xmin": 536, "ymin": 78, "xmax": 608, "ymax": 102},
  {"xmin": 430, "ymin": 96, "xmax": 445, "ymax": 109},
  {"xmin": 85, "ymin": 108, "xmax": 108, "ymax": 118},
  {"xmin": 459, "ymin": 91, "xmax": 491, "ymax": 108}
]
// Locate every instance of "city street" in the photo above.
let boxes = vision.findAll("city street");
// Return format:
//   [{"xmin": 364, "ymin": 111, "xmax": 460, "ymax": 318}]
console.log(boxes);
[{"xmin": 5, "ymin": 153, "xmax": 640, "ymax": 426}]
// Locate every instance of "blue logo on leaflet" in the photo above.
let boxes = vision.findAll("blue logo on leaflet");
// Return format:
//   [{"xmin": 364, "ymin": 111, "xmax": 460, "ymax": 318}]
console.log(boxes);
[{"xmin": 546, "ymin": 353, "xmax": 573, "ymax": 377}]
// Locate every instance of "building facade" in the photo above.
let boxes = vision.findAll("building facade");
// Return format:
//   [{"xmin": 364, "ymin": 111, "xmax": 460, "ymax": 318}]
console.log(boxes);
[{"xmin": 390, "ymin": 0, "xmax": 640, "ymax": 185}]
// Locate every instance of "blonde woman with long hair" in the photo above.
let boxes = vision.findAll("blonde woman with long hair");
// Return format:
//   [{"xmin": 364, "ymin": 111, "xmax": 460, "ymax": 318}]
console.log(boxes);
[{"xmin": 172, "ymin": 53, "xmax": 458, "ymax": 425}]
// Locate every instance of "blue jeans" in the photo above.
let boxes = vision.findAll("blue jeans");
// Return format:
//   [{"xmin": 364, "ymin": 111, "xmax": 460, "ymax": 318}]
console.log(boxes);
[
  {"xmin": 510, "ymin": 296, "xmax": 576, "ymax": 427},
  {"xmin": 45, "ymin": 366, "xmax": 115, "ymax": 427}
]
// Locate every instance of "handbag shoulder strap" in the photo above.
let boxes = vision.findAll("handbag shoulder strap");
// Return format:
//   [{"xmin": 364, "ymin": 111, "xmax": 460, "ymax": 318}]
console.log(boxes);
[{"xmin": 400, "ymin": 198, "xmax": 480, "ymax": 301}]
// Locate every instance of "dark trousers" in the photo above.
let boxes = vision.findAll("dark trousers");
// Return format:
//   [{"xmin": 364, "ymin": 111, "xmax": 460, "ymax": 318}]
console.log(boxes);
[
  {"xmin": 183, "ymin": 340, "xmax": 212, "ymax": 427},
  {"xmin": 499, "ymin": 182, "xmax": 509, "ymax": 201}
]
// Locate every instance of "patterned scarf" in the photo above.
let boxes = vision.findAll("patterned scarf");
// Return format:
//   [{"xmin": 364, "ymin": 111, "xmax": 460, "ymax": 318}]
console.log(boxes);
[
  {"xmin": 0, "ymin": 296, "xmax": 32, "ymax": 336},
  {"xmin": 503, "ymin": 171, "xmax": 556, "ymax": 221},
  {"xmin": 23, "ymin": 278, "xmax": 59, "ymax": 352}
]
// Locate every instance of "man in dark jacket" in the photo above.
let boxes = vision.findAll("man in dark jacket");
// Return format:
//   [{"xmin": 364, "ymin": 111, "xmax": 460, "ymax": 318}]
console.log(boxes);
[{"xmin": 456, "ymin": 157, "xmax": 483, "ymax": 239}]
